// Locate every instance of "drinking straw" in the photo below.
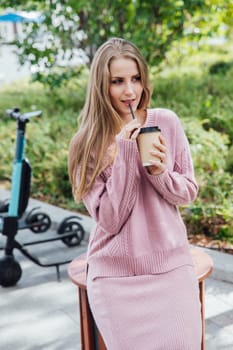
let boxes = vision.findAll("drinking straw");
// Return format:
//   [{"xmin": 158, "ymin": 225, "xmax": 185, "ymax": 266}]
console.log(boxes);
[{"xmin": 129, "ymin": 104, "xmax": 135, "ymax": 119}]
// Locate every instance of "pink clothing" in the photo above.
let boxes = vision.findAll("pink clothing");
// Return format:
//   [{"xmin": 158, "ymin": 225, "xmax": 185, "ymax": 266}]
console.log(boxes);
[
  {"xmin": 87, "ymin": 265, "xmax": 202, "ymax": 350},
  {"xmin": 80, "ymin": 108, "xmax": 201, "ymax": 349},
  {"xmin": 82, "ymin": 108, "xmax": 198, "ymax": 279}
]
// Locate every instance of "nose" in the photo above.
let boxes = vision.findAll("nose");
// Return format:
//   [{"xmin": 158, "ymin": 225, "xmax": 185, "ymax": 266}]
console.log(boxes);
[{"xmin": 124, "ymin": 81, "xmax": 134, "ymax": 95}]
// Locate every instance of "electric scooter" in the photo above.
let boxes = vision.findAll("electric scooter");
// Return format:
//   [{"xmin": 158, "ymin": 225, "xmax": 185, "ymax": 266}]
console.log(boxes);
[{"xmin": 0, "ymin": 107, "xmax": 85, "ymax": 287}]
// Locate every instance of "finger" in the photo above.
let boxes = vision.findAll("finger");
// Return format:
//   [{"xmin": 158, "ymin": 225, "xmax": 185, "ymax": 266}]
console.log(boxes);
[
  {"xmin": 159, "ymin": 134, "xmax": 166, "ymax": 145},
  {"xmin": 150, "ymin": 149, "xmax": 166, "ymax": 161},
  {"xmin": 152, "ymin": 134, "xmax": 166, "ymax": 152},
  {"xmin": 152, "ymin": 141, "xmax": 166, "ymax": 155},
  {"xmin": 147, "ymin": 160, "xmax": 166, "ymax": 175},
  {"xmin": 125, "ymin": 124, "xmax": 141, "ymax": 139},
  {"xmin": 125, "ymin": 120, "xmax": 141, "ymax": 130},
  {"xmin": 126, "ymin": 122, "xmax": 141, "ymax": 131},
  {"xmin": 130, "ymin": 127, "xmax": 141, "ymax": 140}
]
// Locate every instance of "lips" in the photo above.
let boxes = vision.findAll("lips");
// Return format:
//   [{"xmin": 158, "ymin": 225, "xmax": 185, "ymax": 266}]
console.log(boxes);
[{"xmin": 122, "ymin": 99, "xmax": 135, "ymax": 106}]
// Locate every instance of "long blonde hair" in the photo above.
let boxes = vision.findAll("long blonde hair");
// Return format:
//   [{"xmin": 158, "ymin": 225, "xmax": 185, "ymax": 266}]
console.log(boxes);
[{"xmin": 68, "ymin": 37, "xmax": 151, "ymax": 201}]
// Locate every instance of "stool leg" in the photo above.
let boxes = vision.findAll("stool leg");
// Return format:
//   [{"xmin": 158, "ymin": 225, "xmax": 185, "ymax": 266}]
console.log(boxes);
[
  {"xmin": 78, "ymin": 289, "xmax": 85, "ymax": 349},
  {"xmin": 199, "ymin": 280, "xmax": 205, "ymax": 350},
  {"xmin": 96, "ymin": 326, "xmax": 107, "ymax": 350},
  {"xmin": 79, "ymin": 288, "xmax": 96, "ymax": 350},
  {"xmin": 78, "ymin": 288, "xmax": 107, "ymax": 350}
]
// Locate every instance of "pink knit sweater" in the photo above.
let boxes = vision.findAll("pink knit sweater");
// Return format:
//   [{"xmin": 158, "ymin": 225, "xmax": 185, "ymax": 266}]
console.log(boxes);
[{"xmin": 82, "ymin": 108, "xmax": 198, "ymax": 280}]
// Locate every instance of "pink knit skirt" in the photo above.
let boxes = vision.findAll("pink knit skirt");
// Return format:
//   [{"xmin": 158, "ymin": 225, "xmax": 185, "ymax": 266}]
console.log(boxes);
[{"xmin": 87, "ymin": 265, "xmax": 202, "ymax": 350}]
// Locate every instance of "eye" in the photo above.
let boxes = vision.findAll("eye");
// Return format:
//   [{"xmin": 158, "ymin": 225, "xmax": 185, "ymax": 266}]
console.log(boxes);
[
  {"xmin": 132, "ymin": 75, "xmax": 141, "ymax": 82},
  {"xmin": 111, "ymin": 78, "xmax": 123, "ymax": 84}
]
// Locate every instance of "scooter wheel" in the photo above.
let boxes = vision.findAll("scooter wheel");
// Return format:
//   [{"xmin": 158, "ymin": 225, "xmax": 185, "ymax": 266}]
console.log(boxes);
[
  {"xmin": 57, "ymin": 217, "xmax": 85, "ymax": 247},
  {"xmin": 27, "ymin": 212, "xmax": 51, "ymax": 233},
  {"xmin": 0, "ymin": 256, "xmax": 22, "ymax": 287}
]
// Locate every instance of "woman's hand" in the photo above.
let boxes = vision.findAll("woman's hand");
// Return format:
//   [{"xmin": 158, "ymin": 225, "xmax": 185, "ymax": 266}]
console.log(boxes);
[
  {"xmin": 118, "ymin": 120, "xmax": 141, "ymax": 140},
  {"xmin": 147, "ymin": 134, "xmax": 167, "ymax": 175}
]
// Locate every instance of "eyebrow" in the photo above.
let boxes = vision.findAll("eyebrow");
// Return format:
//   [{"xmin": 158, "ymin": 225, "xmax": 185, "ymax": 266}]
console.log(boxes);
[{"xmin": 110, "ymin": 73, "xmax": 140, "ymax": 78}]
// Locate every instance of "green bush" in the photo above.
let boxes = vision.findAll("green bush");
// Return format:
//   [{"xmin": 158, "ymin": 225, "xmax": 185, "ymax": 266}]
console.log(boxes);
[
  {"xmin": 0, "ymin": 78, "xmax": 85, "ymax": 205},
  {"xmin": 209, "ymin": 61, "xmax": 233, "ymax": 75},
  {"xmin": 226, "ymin": 145, "xmax": 233, "ymax": 173},
  {"xmin": 152, "ymin": 68, "xmax": 233, "ymax": 142},
  {"xmin": 180, "ymin": 119, "xmax": 233, "ymax": 241}
]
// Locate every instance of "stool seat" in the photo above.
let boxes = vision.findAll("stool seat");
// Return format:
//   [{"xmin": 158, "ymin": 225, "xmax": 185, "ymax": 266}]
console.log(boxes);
[{"xmin": 68, "ymin": 247, "xmax": 213, "ymax": 350}]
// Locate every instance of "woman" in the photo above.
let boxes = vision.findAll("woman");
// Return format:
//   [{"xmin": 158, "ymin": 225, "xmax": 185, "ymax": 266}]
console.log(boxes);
[{"xmin": 68, "ymin": 38, "xmax": 202, "ymax": 349}]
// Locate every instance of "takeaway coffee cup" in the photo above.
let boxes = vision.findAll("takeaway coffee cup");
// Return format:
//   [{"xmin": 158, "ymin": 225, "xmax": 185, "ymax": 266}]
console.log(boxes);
[{"xmin": 137, "ymin": 126, "xmax": 161, "ymax": 166}]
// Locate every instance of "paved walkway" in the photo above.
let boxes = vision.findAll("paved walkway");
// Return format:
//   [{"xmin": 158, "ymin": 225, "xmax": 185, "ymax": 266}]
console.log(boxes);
[{"xmin": 0, "ymin": 189, "xmax": 233, "ymax": 349}]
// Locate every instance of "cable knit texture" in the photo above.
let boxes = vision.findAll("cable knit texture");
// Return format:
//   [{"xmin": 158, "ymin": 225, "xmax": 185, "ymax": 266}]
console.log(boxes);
[{"xmin": 81, "ymin": 108, "xmax": 198, "ymax": 280}]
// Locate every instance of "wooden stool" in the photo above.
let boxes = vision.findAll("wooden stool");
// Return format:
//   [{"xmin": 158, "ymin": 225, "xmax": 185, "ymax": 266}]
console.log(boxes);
[{"xmin": 68, "ymin": 247, "xmax": 213, "ymax": 350}]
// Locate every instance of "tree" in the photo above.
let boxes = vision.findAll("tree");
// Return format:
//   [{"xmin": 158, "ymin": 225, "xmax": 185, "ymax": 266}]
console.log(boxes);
[{"xmin": 1, "ymin": 0, "xmax": 232, "ymax": 87}]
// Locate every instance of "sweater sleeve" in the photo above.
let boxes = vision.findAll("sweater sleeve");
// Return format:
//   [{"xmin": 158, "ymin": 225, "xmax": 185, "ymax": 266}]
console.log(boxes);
[
  {"xmin": 145, "ymin": 110, "xmax": 198, "ymax": 206},
  {"xmin": 81, "ymin": 136, "xmax": 139, "ymax": 235}
]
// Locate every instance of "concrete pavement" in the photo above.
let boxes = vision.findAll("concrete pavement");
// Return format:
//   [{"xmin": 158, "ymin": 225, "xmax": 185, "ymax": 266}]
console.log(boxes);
[{"xmin": 0, "ymin": 188, "xmax": 233, "ymax": 349}]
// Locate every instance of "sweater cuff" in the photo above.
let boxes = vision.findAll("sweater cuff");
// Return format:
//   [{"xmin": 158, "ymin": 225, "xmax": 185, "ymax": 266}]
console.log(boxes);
[{"xmin": 146, "ymin": 169, "xmax": 171, "ymax": 190}]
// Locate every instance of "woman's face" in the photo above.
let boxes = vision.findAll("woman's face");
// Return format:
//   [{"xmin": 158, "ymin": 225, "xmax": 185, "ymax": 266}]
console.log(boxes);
[{"xmin": 109, "ymin": 57, "xmax": 143, "ymax": 122}]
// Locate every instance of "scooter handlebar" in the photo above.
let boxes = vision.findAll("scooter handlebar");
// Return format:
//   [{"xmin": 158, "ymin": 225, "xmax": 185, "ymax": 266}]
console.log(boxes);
[{"xmin": 6, "ymin": 108, "xmax": 42, "ymax": 122}]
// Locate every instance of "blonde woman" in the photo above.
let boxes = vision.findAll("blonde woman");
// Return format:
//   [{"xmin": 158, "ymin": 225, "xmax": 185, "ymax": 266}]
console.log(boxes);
[{"xmin": 68, "ymin": 38, "xmax": 201, "ymax": 349}]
